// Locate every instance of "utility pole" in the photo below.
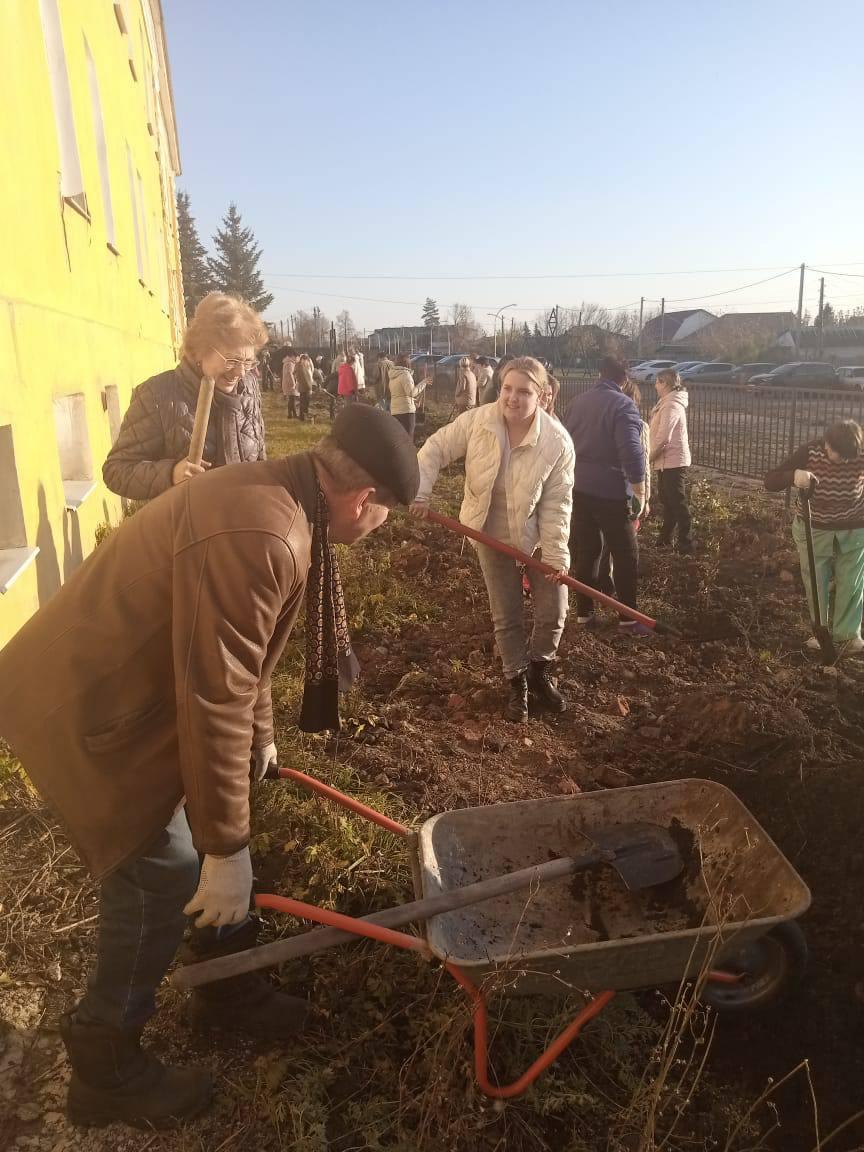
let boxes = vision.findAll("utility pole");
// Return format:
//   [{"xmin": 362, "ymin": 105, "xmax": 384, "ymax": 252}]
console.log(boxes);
[
  {"xmin": 501, "ymin": 316, "xmax": 506, "ymax": 354},
  {"xmin": 796, "ymin": 263, "xmax": 805, "ymax": 354},
  {"xmin": 817, "ymin": 275, "xmax": 825, "ymax": 357},
  {"xmin": 659, "ymin": 298, "xmax": 665, "ymax": 348},
  {"xmin": 279, "ymin": 319, "xmax": 284, "ymax": 340},
  {"xmin": 637, "ymin": 297, "xmax": 644, "ymax": 358},
  {"xmin": 313, "ymin": 305, "xmax": 321, "ymax": 347}
]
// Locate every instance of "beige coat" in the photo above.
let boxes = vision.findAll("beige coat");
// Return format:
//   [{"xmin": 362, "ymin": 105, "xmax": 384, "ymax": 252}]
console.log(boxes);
[
  {"xmin": 0, "ymin": 456, "xmax": 318, "ymax": 878},
  {"xmin": 416, "ymin": 403, "xmax": 575, "ymax": 571}
]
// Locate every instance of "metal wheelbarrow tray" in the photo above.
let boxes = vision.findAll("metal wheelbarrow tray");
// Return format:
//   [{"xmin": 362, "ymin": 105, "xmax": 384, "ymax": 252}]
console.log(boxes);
[{"xmin": 418, "ymin": 778, "xmax": 811, "ymax": 994}]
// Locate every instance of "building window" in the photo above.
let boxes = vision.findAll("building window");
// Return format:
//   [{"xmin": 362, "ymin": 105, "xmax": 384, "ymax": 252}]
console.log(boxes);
[
  {"xmin": 127, "ymin": 144, "xmax": 143, "ymax": 281},
  {"xmin": 39, "ymin": 0, "xmax": 88, "ymax": 219},
  {"xmin": 84, "ymin": 38, "xmax": 117, "ymax": 253},
  {"xmin": 137, "ymin": 170, "xmax": 150, "ymax": 286},
  {"xmin": 104, "ymin": 385, "xmax": 122, "ymax": 443},
  {"xmin": 0, "ymin": 426, "xmax": 39, "ymax": 595},
  {"xmin": 53, "ymin": 394, "xmax": 96, "ymax": 511}
]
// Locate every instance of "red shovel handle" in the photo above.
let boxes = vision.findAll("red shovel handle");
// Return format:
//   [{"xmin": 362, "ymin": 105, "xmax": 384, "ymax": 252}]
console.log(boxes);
[{"xmin": 423, "ymin": 508, "xmax": 678, "ymax": 637}]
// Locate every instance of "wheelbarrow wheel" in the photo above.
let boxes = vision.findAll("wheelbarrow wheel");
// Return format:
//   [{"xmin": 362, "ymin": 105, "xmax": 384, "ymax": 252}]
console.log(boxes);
[{"xmin": 700, "ymin": 921, "xmax": 808, "ymax": 1015}]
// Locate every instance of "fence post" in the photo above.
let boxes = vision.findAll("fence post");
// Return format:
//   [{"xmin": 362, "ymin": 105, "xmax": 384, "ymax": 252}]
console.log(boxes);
[{"xmin": 784, "ymin": 391, "xmax": 797, "ymax": 511}]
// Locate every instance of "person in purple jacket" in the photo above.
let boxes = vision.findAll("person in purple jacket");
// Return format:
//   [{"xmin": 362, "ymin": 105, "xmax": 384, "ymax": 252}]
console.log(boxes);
[{"xmin": 562, "ymin": 355, "xmax": 647, "ymax": 632}]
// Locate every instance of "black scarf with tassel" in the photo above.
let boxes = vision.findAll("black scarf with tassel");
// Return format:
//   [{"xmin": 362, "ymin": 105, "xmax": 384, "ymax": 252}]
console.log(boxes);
[{"xmin": 299, "ymin": 486, "xmax": 360, "ymax": 732}]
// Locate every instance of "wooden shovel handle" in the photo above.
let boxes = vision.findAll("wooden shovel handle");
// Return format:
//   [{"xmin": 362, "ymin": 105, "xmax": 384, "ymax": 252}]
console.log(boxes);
[
  {"xmin": 172, "ymin": 854, "xmax": 591, "ymax": 989},
  {"xmin": 187, "ymin": 375, "xmax": 215, "ymax": 466}
]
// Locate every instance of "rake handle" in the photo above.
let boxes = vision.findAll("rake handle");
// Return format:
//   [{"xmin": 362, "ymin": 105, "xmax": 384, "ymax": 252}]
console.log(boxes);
[
  {"xmin": 172, "ymin": 853, "xmax": 599, "ymax": 989},
  {"xmin": 423, "ymin": 508, "xmax": 677, "ymax": 635},
  {"xmin": 187, "ymin": 375, "xmax": 215, "ymax": 467}
]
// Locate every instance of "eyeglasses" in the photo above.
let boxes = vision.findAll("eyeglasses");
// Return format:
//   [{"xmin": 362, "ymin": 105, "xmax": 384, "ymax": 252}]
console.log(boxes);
[{"xmin": 211, "ymin": 347, "xmax": 257, "ymax": 373}]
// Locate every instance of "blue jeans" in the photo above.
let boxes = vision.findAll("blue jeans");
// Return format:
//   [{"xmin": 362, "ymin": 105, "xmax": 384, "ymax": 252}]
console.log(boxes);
[{"xmin": 75, "ymin": 808, "xmax": 238, "ymax": 1031}]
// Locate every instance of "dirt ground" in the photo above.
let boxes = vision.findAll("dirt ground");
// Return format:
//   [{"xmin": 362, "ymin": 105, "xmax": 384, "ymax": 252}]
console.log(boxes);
[{"xmin": 1, "ymin": 399, "xmax": 863, "ymax": 1151}]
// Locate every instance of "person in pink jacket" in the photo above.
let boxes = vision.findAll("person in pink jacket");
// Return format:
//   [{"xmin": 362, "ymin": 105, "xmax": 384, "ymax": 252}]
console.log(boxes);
[{"xmin": 649, "ymin": 368, "xmax": 692, "ymax": 552}]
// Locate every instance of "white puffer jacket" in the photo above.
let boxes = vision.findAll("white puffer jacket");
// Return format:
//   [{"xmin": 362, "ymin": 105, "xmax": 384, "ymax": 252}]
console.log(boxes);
[
  {"xmin": 416, "ymin": 403, "xmax": 575, "ymax": 571},
  {"xmin": 649, "ymin": 389, "xmax": 691, "ymax": 470}
]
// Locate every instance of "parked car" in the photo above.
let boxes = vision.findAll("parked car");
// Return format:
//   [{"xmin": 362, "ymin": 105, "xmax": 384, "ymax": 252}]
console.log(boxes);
[
  {"xmin": 670, "ymin": 361, "xmax": 705, "ymax": 374},
  {"xmin": 432, "ymin": 353, "xmax": 498, "ymax": 398},
  {"xmin": 836, "ymin": 366, "xmax": 864, "ymax": 391},
  {"xmin": 748, "ymin": 362, "xmax": 839, "ymax": 389},
  {"xmin": 730, "ymin": 362, "xmax": 777, "ymax": 387},
  {"xmin": 408, "ymin": 353, "xmax": 442, "ymax": 377},
  {"xmin": 628, "ymin": 359, "xmax": 677, "ymax": 384},
  {"xmin": 680, "ymin": 362, "xmax": 734, "ymax": 383}
]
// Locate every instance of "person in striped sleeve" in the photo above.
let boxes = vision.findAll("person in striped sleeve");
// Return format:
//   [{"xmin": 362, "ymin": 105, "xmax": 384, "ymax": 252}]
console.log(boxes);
[{"xmin": 765, "ymin": 420, "xmax": 864, "ymax": 655}]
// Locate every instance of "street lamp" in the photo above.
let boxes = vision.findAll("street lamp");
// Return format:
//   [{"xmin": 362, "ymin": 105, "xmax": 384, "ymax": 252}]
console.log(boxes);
[{"xmin": 487, "ymin": 304, "xmax": 517, "ymax": 357}]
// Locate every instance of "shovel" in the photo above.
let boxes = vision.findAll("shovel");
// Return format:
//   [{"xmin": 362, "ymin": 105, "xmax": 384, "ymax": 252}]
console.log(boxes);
[
  {"xmin": 421, "ymin": 508, "xmax": 680, "ymax": 636},
  {"xmin": 172, "ymin": 821, "xmax": 682, "ymax": 989},
  {"xmin": 799, "ymin": 482, "xmax": 836, "ymax": 664},
  {"xmin": 187, "ymin": 374, "xmax": 215, "ymax": 467}
]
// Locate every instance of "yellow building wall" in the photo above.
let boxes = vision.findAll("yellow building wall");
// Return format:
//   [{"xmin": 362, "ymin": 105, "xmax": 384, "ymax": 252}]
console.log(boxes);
[{"xmin": 0, "ymin": 0, "xmax": 184, "ymax": 649}]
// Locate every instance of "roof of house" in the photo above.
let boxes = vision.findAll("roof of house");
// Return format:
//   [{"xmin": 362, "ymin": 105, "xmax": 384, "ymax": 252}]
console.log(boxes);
[
  {"xmin": 640, "ymin": 309, "xmax": 715, "ymax": 344},
  {"xmin": 799, "ymin": 326, "xmax": 864, "ymax": 348},
  {"xmin": 698, "ymin": 311, "xmax": 796, "ymax": 335}
]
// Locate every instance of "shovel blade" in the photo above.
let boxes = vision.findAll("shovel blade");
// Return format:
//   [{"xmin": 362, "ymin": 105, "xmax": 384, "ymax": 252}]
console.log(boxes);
[{"xmin": 586, "ymin": 821, "xmax": 684, "ymax": 891}]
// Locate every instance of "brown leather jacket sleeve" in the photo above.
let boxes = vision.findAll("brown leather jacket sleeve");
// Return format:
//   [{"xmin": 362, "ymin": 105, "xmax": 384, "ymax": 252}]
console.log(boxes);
[
  {"xmin": 103, "ymin": 384, "xmax": 176, "ymax": 500},
  {"xmin": 172, "ymin": 530, "xmax": 299, "ymax": 856}
]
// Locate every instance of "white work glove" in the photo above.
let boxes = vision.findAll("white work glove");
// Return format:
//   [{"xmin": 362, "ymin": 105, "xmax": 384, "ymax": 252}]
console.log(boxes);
[
  {"xmin": 794, "ymin": 469, "xmax": 816, "ymax": 490},
  {"xmin": 251, "ymin": 741, "xmax": 278, "ymax": 783},
  {"xmin": 183, "ymin": 847, "xmax": 252, "ymax": 928}
]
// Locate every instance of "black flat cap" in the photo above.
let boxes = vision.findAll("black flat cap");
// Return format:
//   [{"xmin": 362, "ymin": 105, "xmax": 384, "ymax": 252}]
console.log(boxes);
[{"xmin": 331, "ymin": 404, "xmax": 420, "ymax": 505}]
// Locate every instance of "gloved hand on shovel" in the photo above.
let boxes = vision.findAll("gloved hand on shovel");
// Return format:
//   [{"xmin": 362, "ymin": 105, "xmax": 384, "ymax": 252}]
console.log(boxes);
[
  {"xmin": 184, "ymin": 848, "xmax": 252, "ymax": 927},
  {"xmin": 794, "ymin": 469, "xmax": 817, "ymax": 490},
  {"xmin": 629, "ymin": 484, "xmax": 646, "ymax": 522},
  {"xmin": 251, "ymin": 741, "xmax": 278, "ymax": 783}
]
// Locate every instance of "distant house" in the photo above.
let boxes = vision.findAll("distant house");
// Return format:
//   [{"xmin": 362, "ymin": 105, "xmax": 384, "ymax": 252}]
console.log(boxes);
[
  {"xmin": 640, "ymin": 309, "xmax": 716, "ymax": 352},
  {"xmin": 368, "ymin": 325, "xmax": 458, "ymax": 355},
  {"xmin": 690, "ymin": 311, "xmax": 797, "ymax": 358},
  {"xmin": 778, "ymin": 324, "xmax": 864, "ymax": 365}
]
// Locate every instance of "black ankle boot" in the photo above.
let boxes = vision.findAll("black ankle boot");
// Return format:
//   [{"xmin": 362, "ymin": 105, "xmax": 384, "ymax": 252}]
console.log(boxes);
[
  {"xmin": 504, "ymin": 671, "xmax": 529, "ymax": 722},
  {"xmin": 527, "ymin": 659, "xmax": 567, "ymax": 713},
  {"xmin": 183, "ymin": 919, "xmax": 310, "ymax": 1041},
  {"xmin": 60, "ymin": 1014, "xmax": 211, "ymax": 1129}
]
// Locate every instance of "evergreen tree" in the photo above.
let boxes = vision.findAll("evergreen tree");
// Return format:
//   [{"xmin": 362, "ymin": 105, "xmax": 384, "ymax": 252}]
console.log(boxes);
[
  {"xmin": 207, "ymin": 202, "xmax": 273, "ymax": 312},
  {"xmin": 176, "ymin": 190, "xmax": 214, "ymax": 320},
  {"xmin": 421, "ymin": 297, "xmax": 440, "ymax": 327}
]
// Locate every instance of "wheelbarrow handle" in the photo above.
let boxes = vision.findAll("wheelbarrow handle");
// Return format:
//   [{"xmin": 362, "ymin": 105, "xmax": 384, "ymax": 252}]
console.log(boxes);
[
  {"xmin": 420, "ymin": 508, "xmax": 679, "ymax": 637},
  {"xmin": 172, "ymin": 853, "xmax": 598, "ymax": 989}
]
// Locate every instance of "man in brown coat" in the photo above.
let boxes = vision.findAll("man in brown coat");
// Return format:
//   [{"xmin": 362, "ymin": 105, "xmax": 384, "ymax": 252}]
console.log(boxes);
[{"xmin": 0, "ymin": 405, "xmax": 419, "ymax": 1130}]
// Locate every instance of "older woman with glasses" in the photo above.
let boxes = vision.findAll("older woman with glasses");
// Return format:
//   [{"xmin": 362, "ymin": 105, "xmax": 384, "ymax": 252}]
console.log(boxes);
[{"xmin": 103, "ymin": 293, "xmax": 268, "ymax": 501}]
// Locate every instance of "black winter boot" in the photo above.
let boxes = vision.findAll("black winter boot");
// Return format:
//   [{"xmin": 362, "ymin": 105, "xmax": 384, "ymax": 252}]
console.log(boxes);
[
  {"xmin": 59, "ymin": 1014, "xmax": 211, "ymax": 1129},
  {"xmin": 504, "ymin": 671, "xmax": 529, "ymax": 722},
  {"xmin": 183, "ymin": 919, "xmax": 310, "ymax": 1041},
  {"xmin": 527, "ymin": 660, "xmax": 567, "ymax": 713}
]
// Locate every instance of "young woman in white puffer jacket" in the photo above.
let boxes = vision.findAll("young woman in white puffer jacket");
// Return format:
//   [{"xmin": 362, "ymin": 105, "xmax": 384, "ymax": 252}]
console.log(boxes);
[{"xmin": 411, "ymin": 357, "xmax": 574, "ymax": 722}]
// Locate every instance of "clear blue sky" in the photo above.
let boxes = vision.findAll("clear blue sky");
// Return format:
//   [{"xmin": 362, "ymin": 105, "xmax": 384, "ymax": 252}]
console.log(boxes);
[{"xmin": 163, "ymin": 0, "xmax": 864, "ymax": 334}]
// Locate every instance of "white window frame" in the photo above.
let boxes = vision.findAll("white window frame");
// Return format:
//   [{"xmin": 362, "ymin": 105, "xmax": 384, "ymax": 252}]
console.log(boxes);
[
  {"xmin": 127, "ymin": 143, "xmax": 144, "ymax": 281},
  {"xmin": 84, "ymin": 37, "xmax": 117, "ymax": 253},
  {"xmin": 0, "ymin": 425, "xmax": 39, "ymax": 595},
  {"xmin": 53, "ymin": 394, "xmax": 97, "ymax": 512},
  {"xmin": 39, "ymin": 0, "xmax": 88, "ymax": 219}
]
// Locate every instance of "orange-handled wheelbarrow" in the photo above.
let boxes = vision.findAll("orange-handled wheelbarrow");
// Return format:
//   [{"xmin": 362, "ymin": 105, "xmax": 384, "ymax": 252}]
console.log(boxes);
[{"xmin": 174, "ymin": 773, "xmax": 810, "ymax": 1099}]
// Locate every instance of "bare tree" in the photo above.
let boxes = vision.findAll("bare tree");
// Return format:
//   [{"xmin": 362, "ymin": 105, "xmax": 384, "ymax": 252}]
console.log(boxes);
[
  {"xmin": 292, "ymin": 308, "xmax": 331, "ymax": 347},
  {"xmin": 450, "ymin": 301, "xmax": 484, "ymax": 348},
  {"xmin": 336, "ymin": 310, "xmax": 356, "ymax": 350}
]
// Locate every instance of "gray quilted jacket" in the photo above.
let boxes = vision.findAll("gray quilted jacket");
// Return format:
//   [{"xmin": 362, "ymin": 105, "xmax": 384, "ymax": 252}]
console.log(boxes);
[{"xmin": 103, "ymin": 362, "xmax": 266, "ymax": 500}]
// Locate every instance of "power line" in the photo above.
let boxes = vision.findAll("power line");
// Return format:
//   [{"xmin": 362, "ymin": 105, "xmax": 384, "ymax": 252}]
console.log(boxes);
[
  {"xmin": 808, "ymin": 265, "xmax": 864, "ymax": 280},
  {"xmin": 262, "ymin": 260, "xmax": 864, "ymax": 282}
]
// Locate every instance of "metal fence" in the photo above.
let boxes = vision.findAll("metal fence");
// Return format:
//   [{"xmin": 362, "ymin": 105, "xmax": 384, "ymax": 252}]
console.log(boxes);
[{"xmin": 557, "ymin": 377, "xmax": 864, "ymax": 480}]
